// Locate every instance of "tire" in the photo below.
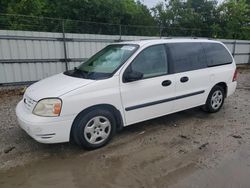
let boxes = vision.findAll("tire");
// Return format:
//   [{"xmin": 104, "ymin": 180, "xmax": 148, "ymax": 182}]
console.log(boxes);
[
  {"xmin": 202, "ymin": 85, "xmax": 225, "ymax": 113},
  {"xmin": 71, "ymin": 109, "xmax": 116, "ymax": 149}
]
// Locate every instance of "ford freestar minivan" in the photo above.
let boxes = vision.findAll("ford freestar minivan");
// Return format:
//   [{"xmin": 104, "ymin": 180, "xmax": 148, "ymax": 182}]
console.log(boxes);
[{"xmin": 16, "ymin": 39, "xmax": 237, "ymax": 149}]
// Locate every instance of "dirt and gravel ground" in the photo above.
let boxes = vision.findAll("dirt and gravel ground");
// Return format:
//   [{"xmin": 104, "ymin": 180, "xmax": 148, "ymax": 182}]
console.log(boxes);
[{"xmin": 0, "ymin": 66, "xmax": 250, "ymax": 188}]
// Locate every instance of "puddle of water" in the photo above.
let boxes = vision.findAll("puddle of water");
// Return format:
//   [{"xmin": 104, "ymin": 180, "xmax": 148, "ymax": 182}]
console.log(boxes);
[
  {"xmin": 1, "ymin": 144, "xmax": 250, "ymax": 188},
  {"xmin": 0, "ymin": 152, "xmax": 124, "ymax": 188},
  {"xmin": 0, "ymin": 144, "xmax": 200, "ymax": 188},
  {"xmin": 172, "ymin": 145, "xmax": 250, "ymax": 188}
]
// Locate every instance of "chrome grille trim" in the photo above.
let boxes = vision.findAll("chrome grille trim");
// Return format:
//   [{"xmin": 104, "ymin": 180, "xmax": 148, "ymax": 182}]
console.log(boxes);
[{"xmin": 23, "ymin": 95, "xmax": 37, "ymax": 112}]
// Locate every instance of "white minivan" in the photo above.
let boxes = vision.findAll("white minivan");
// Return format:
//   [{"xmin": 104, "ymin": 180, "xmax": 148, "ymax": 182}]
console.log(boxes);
[{"xmin": 16, "ymin": 39, "xmax": 237, "ymax": 149}]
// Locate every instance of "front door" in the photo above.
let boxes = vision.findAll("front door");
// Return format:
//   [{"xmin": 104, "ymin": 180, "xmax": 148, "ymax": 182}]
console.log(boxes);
[{"xmin": 120, "ymin": 44, "xmax": 177, "ymax": 125}]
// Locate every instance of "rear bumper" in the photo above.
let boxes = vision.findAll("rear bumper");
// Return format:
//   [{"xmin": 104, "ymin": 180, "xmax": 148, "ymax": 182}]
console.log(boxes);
[
  {"xmin": 16, "ymin": 101, "xmax": 75, "ymax": 144},
  {"xmin": 227, "ymin": 81, "xmax": 237, "ymax": 97}
]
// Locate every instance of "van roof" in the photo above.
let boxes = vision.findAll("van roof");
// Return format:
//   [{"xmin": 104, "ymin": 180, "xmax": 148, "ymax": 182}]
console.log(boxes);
[{"xmin": 117, "ymin": 38, "xmax": 221, "ymax": 47}]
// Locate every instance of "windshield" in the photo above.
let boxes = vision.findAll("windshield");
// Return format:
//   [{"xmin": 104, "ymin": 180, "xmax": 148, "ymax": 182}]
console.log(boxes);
[{"xmin": 64, "ymin": 44, "xmax": 138, "ymax": 80}]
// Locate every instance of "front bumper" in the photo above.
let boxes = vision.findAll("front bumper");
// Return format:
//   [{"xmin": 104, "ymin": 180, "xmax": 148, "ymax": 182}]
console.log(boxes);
[{"xmin": 16, "ymin": 101, "xmax": 75, "ymax": 144}]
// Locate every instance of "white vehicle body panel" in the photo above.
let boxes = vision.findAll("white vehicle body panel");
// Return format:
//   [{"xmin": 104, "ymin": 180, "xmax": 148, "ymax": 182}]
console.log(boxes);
[
  {"xmin": 26, "ymin": 73, "xmax": 95, "ymax": 101},
  {"xmin": 120, "ymin": 74, "xmax": 177, "ymax": 125},
  {"xmin": 60, "ymin": 75, "xmax": 124, "ymax": 120}
]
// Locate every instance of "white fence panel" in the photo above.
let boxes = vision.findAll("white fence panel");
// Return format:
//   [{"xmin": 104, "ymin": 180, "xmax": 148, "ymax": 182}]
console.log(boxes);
[{"xmin": 0, "ymin": 30, "xmax": 249, "ymax": 84}]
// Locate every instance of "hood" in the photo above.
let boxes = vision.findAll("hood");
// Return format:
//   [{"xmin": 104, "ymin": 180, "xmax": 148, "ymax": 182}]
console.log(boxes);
[{"xmin": 25, "ymin": 73, "xmax": 95, "ymax": 101}]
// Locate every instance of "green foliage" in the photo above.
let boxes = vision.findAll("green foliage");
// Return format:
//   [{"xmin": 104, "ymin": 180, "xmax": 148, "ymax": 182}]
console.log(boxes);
[
  {"xmin": 0, "ymin": 0, "xmax": 249, "ymax": 39},
  {"xmin": 152, "ymin": 0, "xmax": 218, "ymax": 37},
  {"xmin": 0, "ymin": 0, "xmax": 156, "ymax": 35},
  {"xmin": 215, "ymin": 0, "xmax": 250, "ymax": 39},
  {"xmin": 152, "ymin": 0, "xmax": 250, "ymax": 39}
]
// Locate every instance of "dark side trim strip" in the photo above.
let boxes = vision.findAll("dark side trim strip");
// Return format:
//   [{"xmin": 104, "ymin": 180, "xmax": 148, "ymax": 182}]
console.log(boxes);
[{"xmin": 125, "ymin": 90, "xmax": 205, "ymax": 111}]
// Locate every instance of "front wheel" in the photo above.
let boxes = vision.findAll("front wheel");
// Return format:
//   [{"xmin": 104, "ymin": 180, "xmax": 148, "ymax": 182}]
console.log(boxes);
[
  {"xmin": 203, "ymin": 85, "xmax": 225, "ymax": 113},
  {"xmin": 71, "ymin": 109, "xmax": 116, "ymax": 149}
]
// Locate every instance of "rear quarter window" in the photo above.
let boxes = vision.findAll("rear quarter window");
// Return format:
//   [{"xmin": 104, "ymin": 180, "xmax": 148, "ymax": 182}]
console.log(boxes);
[
  {"xmin": 166, "ymin": 42, "xmax": 207, "ymax": 73},
  {"xmin": 202, "ymin": 43, "xmax": 233, "ymax": 67}
]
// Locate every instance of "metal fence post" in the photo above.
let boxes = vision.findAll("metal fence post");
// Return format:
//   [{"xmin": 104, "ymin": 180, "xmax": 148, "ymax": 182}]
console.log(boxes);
[
  {"xmin": 62, "ymin": 20, "xmax": 69, "ymax": 71},
  {"xmin": 248, "ymin": 45, "xmax": 250, "ymax": 64},
  {"xmin": 159, "ymin": 26, "xmax": 162, "ymax": 38},
  {"xmin": 232, "ymin": 40, "xmax": 236, "ymax": 57},
  {"xmin": 119, "ymin": 24, "xmax": 122, "ymax": 41}
]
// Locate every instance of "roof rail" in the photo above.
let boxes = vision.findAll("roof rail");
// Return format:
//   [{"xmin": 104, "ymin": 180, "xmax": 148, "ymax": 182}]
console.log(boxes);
[
  {"xmin": 139, "ymin": 37, "xmax": 160, "ymax": 41},
  {"xmin": 162, "ymin": 36, "xmax": 210, "ymax": 39},
  {"xmin": 138, "ymin": 37, "xmax": 214, "ymax": 41}
]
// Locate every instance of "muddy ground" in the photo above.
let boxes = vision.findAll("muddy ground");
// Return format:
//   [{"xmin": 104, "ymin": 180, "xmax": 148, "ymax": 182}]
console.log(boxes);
[{"xmin": 0, "ymin": 67, "xmax": 250, "ymax": 188}]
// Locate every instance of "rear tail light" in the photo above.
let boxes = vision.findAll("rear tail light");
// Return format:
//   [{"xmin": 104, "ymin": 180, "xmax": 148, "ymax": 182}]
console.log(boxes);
[{"xmin": 232, "ymin": 69, "xmax": 238, "ymax": 82}]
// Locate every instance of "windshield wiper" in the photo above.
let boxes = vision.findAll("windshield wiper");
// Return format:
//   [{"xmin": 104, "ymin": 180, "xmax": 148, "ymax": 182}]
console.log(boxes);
[{"xmin": 74, "ymin": 67, "xmax": 87, "ymax": 78}]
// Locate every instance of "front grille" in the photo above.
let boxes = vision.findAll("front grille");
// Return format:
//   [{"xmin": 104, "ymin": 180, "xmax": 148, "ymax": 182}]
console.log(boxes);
[{"xmin": 23, "ymin": 95, "xmax": 37, "ymax": 112}]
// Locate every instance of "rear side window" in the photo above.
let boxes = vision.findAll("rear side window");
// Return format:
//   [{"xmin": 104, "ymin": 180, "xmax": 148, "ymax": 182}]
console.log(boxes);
[
  {"xmin": 203, "ymin": 43, "xmax": 233, "ymax": 67},
  {"xmin": 166, "ymin": 43, "xmax": 206, "ymax": 73},
  {"xmin": 130, "ymin": 44, "xmax": 168, "ymax": 78}
]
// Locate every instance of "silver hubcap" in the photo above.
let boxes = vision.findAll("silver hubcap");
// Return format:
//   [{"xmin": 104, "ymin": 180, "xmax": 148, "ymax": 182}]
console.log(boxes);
[
  {"xmin": 211, "ymin": 90, "xmax": 223, "ymax": 110},
  {"xmin": 84, "ymin": 116, "xmax": 111, "ymax": 145}
]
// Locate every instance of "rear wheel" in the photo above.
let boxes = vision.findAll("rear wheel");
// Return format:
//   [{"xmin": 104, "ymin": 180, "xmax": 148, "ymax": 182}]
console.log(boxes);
[
  {"xmin": 72, "ymin": 109, "xmax": 116, "ymax": 149},
  {"xmin": 203, "ymin": 85, "xmax": 225, "ymax": 113}
]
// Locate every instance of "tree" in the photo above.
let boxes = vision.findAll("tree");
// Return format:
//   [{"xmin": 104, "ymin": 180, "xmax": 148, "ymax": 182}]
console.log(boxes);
[
  {"xmin": 152, "ymin": 0, "xmax": 250, "ymax": 39},
  {"xmin": 152, "ymin": 0, "xmax": 218, "ymax": 37},
  {"xmin": 1, "ymin": 0, "xmax": 156, "ymax": 35},
  {"xmin": 0, "ymin": 0, "xmax": 249, "ymax": 39},
  {"xmin": 215, "ymin": 0, "xmax": 250, "ymax": 39}
]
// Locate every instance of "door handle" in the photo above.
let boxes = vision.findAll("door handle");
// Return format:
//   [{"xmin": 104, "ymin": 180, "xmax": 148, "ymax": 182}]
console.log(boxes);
[
  {"xmin": 162, "ymin": 80, "xmax": 172, "ymax": 87},
  {"xmin": 180, "ymin": 76, "xmax": 189, "ymax": 83}
]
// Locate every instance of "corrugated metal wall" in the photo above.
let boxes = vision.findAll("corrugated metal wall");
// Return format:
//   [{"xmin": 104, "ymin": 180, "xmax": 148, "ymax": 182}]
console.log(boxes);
[
  {"xmin": 220, "ymin": 39, "xmax": 250, "ymax": 65},
  {"xmin": 0, "ymin": 30, "xmax": 249, "ymax": 84}
]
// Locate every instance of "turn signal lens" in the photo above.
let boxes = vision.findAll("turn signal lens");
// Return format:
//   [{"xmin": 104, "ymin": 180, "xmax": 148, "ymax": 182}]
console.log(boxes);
[{"xmin": 53, "ymin": 103, "xmax": 61, "ymax": 115}]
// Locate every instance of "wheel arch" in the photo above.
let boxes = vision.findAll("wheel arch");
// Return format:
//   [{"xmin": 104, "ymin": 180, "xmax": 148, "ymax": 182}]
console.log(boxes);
[
  {"xmin": 214, "ymin": 82, "xmax": 228, "ymax": 97},
  {"xmin": 70, "ymin": 104, "xmax": 124, "ymax": 142}
]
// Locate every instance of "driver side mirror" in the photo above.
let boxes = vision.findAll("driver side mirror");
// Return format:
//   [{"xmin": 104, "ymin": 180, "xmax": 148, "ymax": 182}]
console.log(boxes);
[{"xmin": 123, "ymin": 70, "xmax": 143, "ymax": 82}]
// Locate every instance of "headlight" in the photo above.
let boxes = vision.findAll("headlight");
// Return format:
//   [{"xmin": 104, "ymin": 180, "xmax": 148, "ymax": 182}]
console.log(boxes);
[{"xmin": 33, "ymin": 98, "xmax": 62, "ymax": 117}]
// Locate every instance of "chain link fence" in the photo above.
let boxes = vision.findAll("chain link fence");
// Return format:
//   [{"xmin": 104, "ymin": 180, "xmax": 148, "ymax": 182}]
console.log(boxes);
[{"xmin": 0, "ymin": 14, "xmax": 217, "ymax": 37}]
